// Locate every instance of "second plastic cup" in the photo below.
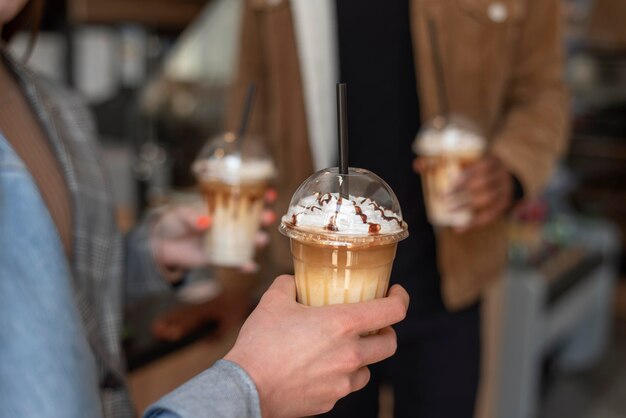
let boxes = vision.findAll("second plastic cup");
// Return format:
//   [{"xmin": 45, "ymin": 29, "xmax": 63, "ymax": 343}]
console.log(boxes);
[
  {"xmin": 192, "ymin": 132, "xmax": 275, "ymax": 267},
  {"xmin": 279, "ymin": 167, "xmax": 408, "ymax": 306}
]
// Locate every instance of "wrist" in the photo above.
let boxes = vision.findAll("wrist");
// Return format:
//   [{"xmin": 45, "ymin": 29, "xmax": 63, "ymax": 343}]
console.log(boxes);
[{"xmin": 224, "ymin": 351, "xmax": 275, "ymax": 418}]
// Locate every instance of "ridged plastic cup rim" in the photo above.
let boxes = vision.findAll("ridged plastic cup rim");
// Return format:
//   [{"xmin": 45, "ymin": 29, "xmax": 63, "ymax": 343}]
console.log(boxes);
[{"xmin": 279, "ymin": 222, "xmax": 409, "ymax": 249}]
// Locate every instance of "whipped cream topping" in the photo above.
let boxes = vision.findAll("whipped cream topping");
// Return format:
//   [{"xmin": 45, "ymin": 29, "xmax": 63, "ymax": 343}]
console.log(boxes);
[
  {"xmin": 282, "ymin": 192, "xmax": 405, "ymax": 236},
  {"xmin": 415, "ymin": 126, "xmax": 485, "ymax": 156},
  {"xmin": 193, "ymin": 155, "xmax": 276, "ymax": 184}
]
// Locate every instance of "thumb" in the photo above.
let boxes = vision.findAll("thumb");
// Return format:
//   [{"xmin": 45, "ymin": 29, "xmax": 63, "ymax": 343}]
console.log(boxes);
[{"xmin": 176, "ymin": 206, "xmax": 212, "ymax": 231}]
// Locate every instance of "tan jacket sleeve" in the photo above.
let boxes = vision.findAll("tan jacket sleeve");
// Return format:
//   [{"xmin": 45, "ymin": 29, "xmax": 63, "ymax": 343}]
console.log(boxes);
[{"xmin": 491, "ymin": 0, "xmax": 569, "ymax": 198}]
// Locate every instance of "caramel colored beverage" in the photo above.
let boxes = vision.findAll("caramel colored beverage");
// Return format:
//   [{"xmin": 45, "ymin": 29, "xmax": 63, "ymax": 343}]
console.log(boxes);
[
  {"xmin": 200, "ymin": 180, "xmax": 268, "ymax": 267},
  {"xmin": 291, "ymin": 240, "xmax": 397, "ymax": 306},
  {"xmin": 421, "ymin": 149, "xmax": 483, "ymax": 228},
  {"xmin": 280, "ymin": 168, "xmax": 408, "ymax": 307}
]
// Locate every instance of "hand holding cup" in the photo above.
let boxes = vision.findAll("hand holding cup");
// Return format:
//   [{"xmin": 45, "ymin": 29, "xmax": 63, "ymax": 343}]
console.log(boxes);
[
  {"xmin": 447, "ymin": 155, "xmax": 515, "ymax": 232},
  {"xmin": 150, "ymin": 188, "xmax": 278, "ymax": 282},
  {"xmin": 224, "ymin": 275, "xmax": 409, "ymax": 418}
]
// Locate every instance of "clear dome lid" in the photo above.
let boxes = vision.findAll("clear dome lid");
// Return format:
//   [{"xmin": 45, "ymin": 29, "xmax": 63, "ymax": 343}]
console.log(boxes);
[
  {"xmin": 280, "ymin": 167, "xmax": 409, "ymax": 247},
  {"xmin": 192, "ymin": 132, "xmax": 276, "ymax": 185},
  {"xmin": 414, "ymin": 114, "xmax": 486, "ymax": 156}
]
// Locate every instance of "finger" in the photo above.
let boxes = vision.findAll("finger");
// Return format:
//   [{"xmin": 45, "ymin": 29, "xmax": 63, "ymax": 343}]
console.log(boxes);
[
  {"xmin": 387, "ymin": 284, "xmax": 410, "ymax": 310},
  {"xmin": 454, "ymin": 159, "xmax": 495, "ymax": 192},
  {"xmin": 356, "ymin": 326, "xmax": 398, "ymax": 366},
  {"xmin": 464, "ymin": 170, "xmax": 503, "ymax": 196},
  {"xmin": 469, "ymin": 187, "xmax": 504, "ymax": 211},
  {"xmin": 172, "ymin": 206, "xmax": 212, "ymax": 233},
  {"xmin": 160, "ymin": 236, "xmax": 208, "ymax": 267},
  {"xmin": 457, "ymin": 200, "xmax": 508, "ymax": 233},
  {"xmin": 196, "ymin": 215, "xmax": 212, "ymax": 230},
  {"xmin": 475, "ymin": 201, "xmax": 508, "ymax": 226},
  {"xmin": 265, "ymin": 188, "xmax": 278, "ymax": 204},
  {"xmin": 412, "ymin": 158, "xmax": 427, "ymax": 174},
  {"xmin": 349, "ymin": 367, "xmax": 371, "ymax": 393},
  {"xmin": 334, "ymin": 285, "xmax": 409, "ymax": 334},
  {"xmin": 261, "ymin": 209, "xmax": 277, "ymax": 227},
  {"xmin": 255, "ymin": 230, "xmax": 270, "ymax": 248}
]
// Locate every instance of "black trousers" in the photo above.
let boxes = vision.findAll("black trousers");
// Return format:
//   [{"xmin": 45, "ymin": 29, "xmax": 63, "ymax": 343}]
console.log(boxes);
[{"xmin": 319, "ymin": 303, "xmax": 481, "ymax": 418}]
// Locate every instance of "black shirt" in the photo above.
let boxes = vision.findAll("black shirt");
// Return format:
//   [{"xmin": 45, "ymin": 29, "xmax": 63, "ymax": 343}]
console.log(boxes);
[{"xmin": 336, "ymin": 0, "xmax": 445, "ymax": 316}]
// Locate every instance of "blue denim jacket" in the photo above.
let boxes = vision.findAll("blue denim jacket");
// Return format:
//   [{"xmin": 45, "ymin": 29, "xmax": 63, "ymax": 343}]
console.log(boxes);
[
  {"xmin": 0, "ymin": 134, "xmax": 103, "ymax": 417},
  {"xmin": 0, "ymin": 133, "xmax": 261, "ymax": 418}
]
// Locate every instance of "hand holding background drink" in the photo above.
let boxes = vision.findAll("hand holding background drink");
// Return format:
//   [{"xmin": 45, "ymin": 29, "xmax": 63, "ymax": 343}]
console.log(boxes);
[
  {"xmin": 192, "ymin": 84, "xmax": 276, "ymax": 268},
  {"xmin": 414, "ymin": 19, "xmax": 515, "ymax": 231},
  {"xmin": 192, "ymin": 132, "xmax": 275, "ymax": 267},
  {"xmin": 414, "ymin": 117, "xmax": 485, "ymax": 228},
  {"xmin": 413, "ymin": 116, "xmax": 516, "ymax": 231}
]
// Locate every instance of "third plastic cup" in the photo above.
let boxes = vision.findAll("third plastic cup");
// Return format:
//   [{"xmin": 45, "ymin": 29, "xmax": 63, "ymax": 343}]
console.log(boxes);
[
  {"xmin": 279, "ymin": 167, "xmax": 408, "ymax": 307},
  {"xmin": 413, "ymin": 116, "xmax": 486, "ymax": 228}
]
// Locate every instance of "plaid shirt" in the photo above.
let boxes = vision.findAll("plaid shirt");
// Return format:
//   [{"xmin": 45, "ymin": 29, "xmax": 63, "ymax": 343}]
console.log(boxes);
[{"xmin": 5, "ymin": 53, "xmax": 170, "ymax": 418}]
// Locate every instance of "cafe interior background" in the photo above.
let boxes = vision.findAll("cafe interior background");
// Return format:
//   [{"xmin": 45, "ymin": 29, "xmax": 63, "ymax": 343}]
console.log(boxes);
[{"xmin": 6, "ymin": 0, "xmax": 626, "ymax": 416}]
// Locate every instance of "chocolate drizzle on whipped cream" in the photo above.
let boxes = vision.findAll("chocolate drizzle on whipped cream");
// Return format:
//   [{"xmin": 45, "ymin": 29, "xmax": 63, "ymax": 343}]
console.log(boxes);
[
  {"xmin": 284, "ymin": 192, "xmax": 403, "ymax": 236},
  {"xmin": 368, "ymin": 201, "xmax": 404, "ymax": 227},
  {"xmin": 325, "ymin": 215, "xmax": 339, "ymax": 232},
  {"xmin": 355, "ymin": 206, "xmax": 367, "ymax": 223},
  {"xmin": 317, "ymin": 194, "xmax": 332, "ymax": 206}
]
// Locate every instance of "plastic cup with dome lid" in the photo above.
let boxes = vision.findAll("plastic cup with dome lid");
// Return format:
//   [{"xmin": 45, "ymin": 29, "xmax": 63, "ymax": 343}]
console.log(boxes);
[
  {"xmin": 192, "ymin": 131, "xmax": 275, "ymax": 267},
  {"xmin": 279, "ymin": 166, "xmax": 408, "ymax": 307}
]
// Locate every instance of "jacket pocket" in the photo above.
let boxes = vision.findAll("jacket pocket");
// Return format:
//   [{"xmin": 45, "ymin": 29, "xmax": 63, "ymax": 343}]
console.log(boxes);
[{"xmin": 457, "ymin": 0, "xmax": 525, "ymax": 28}]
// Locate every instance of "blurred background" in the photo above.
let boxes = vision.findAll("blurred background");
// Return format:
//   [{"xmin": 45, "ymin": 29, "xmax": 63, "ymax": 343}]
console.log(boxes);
[{"xmin": 7, "ymin": 0, "xmax": 625, "ymax": 416}]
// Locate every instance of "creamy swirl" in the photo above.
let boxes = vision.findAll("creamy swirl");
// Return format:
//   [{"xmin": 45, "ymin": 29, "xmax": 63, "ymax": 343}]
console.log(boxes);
[
  {"xmin": 193, "ymin": 155, "xmax": 276, "ymax": 185},
  {"xmin": 282, "ymin": 193, "xmax": 405, "ymax": 236},
  {"xmin": 415, "ymin": 126, "xmax": 485, "ymax": 156}
]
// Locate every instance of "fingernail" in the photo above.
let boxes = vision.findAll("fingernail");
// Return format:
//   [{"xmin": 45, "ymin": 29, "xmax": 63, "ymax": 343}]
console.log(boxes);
[
  {"xmin": 265, "ymin": 188, "xmax": 278, "ymax": 203},
  {"xmin": 196, "ymin": 216, "xmax": 212, "ymax": 230},
  {"xmin": 262, "ymin": 211, "xmax": 277, "ymax": 225}
]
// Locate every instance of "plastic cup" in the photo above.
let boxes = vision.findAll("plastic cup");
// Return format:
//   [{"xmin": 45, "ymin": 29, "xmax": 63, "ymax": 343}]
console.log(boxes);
[
  {"xmin": 192, "ymin": 132, "xmax": 275, "ymax": 267},
  {"xmin": 279, "ymin": 167, "xmax": 408, "ymax": 306},
  {"xmin": 413, "ymin": 116, "xmax": 486, "ymax": 228}
]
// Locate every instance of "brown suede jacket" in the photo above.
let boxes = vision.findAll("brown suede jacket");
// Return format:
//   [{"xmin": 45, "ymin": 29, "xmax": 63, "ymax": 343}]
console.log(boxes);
[{"xmin": 227, "ymin": 0, "xmax": 569, "ymax": 310}]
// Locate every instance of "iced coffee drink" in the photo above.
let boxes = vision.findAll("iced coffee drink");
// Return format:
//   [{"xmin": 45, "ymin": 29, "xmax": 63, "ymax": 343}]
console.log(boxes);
[
  {"xmin": 279, "ymin": 168, "xmax": 408, "ymax": 307},
  {"xmin": 193, "ymin": 133, "xmax": 275, "ymax": 267},
  {"xmin": 414, "ymin": 118, "xmax": 485, "ymax": 228}
]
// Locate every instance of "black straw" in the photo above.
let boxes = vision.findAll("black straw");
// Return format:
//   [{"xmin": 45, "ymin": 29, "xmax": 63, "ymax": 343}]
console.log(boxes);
[
  {"xmin": 336, "ymin": 83, "xmax": 349, "ymax": 198},
  {"xmin": 237, "ymin": 83, "xmax": 257, "ymax": 140},
  {"xmin": 427, "ymin": 19, "xmax": 449, "ymax": 123}
]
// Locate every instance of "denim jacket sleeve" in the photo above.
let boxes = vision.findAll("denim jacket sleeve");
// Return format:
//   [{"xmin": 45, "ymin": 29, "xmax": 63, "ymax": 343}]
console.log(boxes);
[{"xmin": 143, "ymin": 360, "xmax": 262, "ymax": 418}]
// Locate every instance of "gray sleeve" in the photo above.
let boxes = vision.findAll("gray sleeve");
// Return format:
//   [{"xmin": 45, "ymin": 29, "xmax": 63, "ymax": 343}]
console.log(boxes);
[
  {"xmin": 142, "ymin": 360, "xmax": 262, "ymax": 418},
  {"xmin": 123, "ymin": 214, "xmax": 171, "ymax": 305}
]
